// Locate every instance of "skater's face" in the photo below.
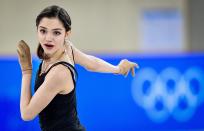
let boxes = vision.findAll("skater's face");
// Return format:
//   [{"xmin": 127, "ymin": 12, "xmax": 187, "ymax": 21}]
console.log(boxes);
[{"xmin": 37, "ymin": 17, "xmax": 69, "ymax": 56}]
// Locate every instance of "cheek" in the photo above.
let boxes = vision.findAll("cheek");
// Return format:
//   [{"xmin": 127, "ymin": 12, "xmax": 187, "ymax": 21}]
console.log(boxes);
[
  {"xmin": 37, "ymin": 32, "xmax": 44, "ymax": 42},
  {"xmin": 55, "ymin": 36, "xmax": 65, "ymax": 45}
]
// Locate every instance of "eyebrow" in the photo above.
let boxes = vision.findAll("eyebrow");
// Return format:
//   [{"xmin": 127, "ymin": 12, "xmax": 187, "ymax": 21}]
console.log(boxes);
[{"xmin": 39, "ymin": 26, "xmax": 63, "ymax": 31}]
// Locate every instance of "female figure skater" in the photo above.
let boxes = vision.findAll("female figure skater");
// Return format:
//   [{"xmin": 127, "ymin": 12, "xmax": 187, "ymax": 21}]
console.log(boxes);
[{"xmin": 17, "ymin": 5, "xmax": 139, "ymax": 131}]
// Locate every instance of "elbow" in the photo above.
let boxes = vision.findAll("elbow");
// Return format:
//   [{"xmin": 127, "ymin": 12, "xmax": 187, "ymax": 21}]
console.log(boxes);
[{"xmin": 21, "ymin": 110, "xmax": 35, "ymax": 121}]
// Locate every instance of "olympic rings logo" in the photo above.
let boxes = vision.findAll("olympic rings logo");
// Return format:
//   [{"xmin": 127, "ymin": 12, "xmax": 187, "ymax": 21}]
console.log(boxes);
[{"xmin": 131, "ymin": 67, "xmax": 204, "ymax": 123}]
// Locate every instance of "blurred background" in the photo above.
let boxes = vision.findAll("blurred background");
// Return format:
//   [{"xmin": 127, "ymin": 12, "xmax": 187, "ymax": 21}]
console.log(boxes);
[{"xmin": 0, "ymin": 0, "xmax": 204, "ymax": 131}]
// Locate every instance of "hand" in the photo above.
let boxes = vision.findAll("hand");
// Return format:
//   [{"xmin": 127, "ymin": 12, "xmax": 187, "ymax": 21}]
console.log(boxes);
[
  {"xmin": 117, "ymin": 59, "xmax": 139, "ymax": 77},
  {"xmin": 17, "ymin": 40, "xmax": 32, "ymax": 74}
]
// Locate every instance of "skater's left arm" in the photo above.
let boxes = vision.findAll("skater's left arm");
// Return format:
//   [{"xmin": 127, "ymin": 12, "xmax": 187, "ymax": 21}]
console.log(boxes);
[{"xmin": 67, "ymin": 42, "xmax": 139, "ymax": 76}]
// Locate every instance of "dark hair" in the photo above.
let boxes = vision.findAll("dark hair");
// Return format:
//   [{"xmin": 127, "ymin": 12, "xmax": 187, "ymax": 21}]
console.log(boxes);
[{"xmin": 36, "ymin": 5, "xmax": 71, "ymax": 59}]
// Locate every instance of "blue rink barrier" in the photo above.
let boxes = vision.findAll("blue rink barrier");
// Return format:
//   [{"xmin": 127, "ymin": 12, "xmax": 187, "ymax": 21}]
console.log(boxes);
[{"xmin": 0, "ymin": 53, "xmax": 204, "ymax": 131}]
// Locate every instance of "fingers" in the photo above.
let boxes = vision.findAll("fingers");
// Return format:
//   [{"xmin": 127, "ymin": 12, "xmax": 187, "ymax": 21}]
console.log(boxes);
[
  {"xmin": 17, "ymin": 40, "xmax": 31, "ymax": 58},
  {"xmin": 17, "ymin": 43, "xmax": 25, "ymax": 57},
  {"xmin": 16, "ymin": 40, "xmax": 32, "ymax": 75},
  {"xmin": 124, "ymin": 70, "xmax": 129, "ymax": 77},
  {"xmin": 17, "ymin": 46, "xmax": 22, "ymax": 56},
  {"xmin": 134, "ymin": 63, "xmax": 139, "ymax": 69},
  {"xmin": 19, "ymin": 40, "xmax": 30, "ymax": 52},
  {"xmin": 118, "ymin": 59, "xmax": 139, "ymax": 77},
  {"xmin": 126, "ymin": 62, "xmax": 138, "ymax": 77},
  {"xmin": 17, "ymin": 49, "xmax": 22, "ymax": 58},
  {"xmin": 131, "ymin": 67, "xmax": 135, "ymax": 77},
  {"xmin": 22, "ymin": 41, "xmax": 30, "ymax": 51},
  {"xmin": 19, "ymin": 40, "xmax": 27, "ymax": 46}
]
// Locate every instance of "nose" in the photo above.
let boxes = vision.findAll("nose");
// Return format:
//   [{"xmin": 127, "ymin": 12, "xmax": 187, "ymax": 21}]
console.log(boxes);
[{"xmin": 45, "ymin": 32, "xmax": 53, "ymax": 42}]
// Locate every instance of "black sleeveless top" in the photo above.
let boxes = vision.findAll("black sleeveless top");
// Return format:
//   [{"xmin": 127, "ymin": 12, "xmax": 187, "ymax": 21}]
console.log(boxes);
[{"xmin": 34, "ymin": 61, "xmax": 85, "ymax": 131}]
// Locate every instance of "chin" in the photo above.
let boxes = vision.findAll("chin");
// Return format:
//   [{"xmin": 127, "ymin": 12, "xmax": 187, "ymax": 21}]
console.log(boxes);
[
  {"xmin": 43, "ymin": 49, "xmax": 53, "ymax": 56},
  {"xmin": 45, "ymin": 51, "xmax": 53, "ymax": 56}
]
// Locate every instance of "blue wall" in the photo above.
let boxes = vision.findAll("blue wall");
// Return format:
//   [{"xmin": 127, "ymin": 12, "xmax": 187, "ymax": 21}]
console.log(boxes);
[{"xmin": 0, "ymin": 53, "xmax": 204, "ymax": 131}]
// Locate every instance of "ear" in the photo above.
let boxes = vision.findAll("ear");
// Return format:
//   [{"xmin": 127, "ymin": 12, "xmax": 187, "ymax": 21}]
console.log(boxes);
[{"xmin": 65, "ymin": 31, "xmax": 71, "ymax": 38}]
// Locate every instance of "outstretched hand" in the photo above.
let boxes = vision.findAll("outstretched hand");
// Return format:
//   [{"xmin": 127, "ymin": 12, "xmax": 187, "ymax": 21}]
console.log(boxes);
[
  {"xmin": 17, "ymin": 40, "xmax": 32, "ymax": 74},
  {"xmin": 117, "ymin": 59, "xmax": 139, "ymax": 77}
]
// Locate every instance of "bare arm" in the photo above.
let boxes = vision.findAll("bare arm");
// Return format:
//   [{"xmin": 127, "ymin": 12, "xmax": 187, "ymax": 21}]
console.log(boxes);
[
  {"xmin": 67, "ymin": 42, "xmax": 119, "ymax": 73},
  {"xmin": 20, "ymin": 73, "xmax": 32, "ymax": 120},
  {"xmin": 20, "ymin": 65, "xmax": 72, "ymax": 121},
  {"xmin": 17, "ymin": 40, "xmax": 73, "ymax": 121},
  {"xmin": 67, "ymin": 41, "xmax": 139, "ymax": 76}
]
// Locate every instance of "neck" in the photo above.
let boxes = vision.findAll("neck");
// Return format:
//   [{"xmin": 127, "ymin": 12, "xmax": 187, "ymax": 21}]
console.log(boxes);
[{"xmin": 45, "ymin": 48, "xmax": 65, "ymax": 63}]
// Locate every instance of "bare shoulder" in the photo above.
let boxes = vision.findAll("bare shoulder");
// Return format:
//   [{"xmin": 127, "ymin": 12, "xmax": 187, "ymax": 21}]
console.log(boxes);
[
  {"xmin": 47, "ymin": 64, "xmax": 71, "ymax": 80},
  {"xmin": 43, "ymin": 64, "xmax": 72, "ymax": 92}
]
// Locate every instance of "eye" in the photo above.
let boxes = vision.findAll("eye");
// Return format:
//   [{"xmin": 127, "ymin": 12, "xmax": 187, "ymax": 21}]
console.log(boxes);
[
  {"xmin": 53, "ymin": 31, "xmax": 61, "ymax": 36},
  {"xmin": 39, "ymin": 29, "xmax": 46, "ymax": 34}
]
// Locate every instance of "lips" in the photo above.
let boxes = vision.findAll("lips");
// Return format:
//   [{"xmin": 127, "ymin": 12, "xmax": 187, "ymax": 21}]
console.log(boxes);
[{"xmin": 44, "ymin": 43, "xmax": 54, "ymax": 49}]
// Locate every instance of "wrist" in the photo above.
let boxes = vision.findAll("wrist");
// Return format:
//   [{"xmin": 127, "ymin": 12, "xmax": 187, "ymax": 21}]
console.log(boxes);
[
  {"xmin": 114, "ymin": 66, "xmax": 121, "ymax": 74},
  {"xmin": 22, "ymin": 69, "xmax": 32, "ymax": 75}
]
